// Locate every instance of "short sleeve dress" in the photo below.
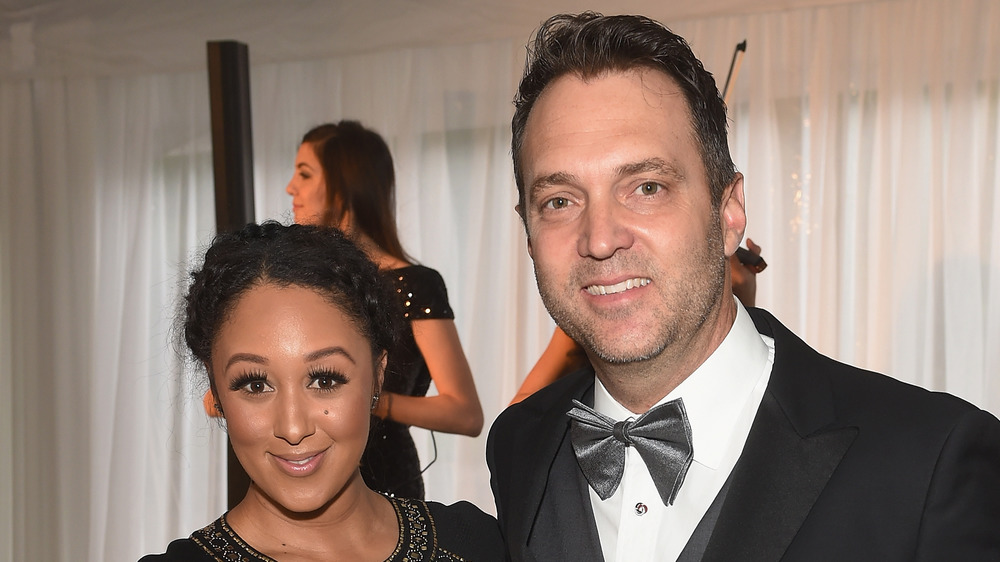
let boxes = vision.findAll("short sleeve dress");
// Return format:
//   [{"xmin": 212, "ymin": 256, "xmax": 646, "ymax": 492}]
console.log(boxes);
[
  {"xmin": 139, "ymin": 497, "xmax": 505, "ymax": 561},
  {"xmin": 362, "ymin": 265, "xmax": 455, "ymax": 499}
]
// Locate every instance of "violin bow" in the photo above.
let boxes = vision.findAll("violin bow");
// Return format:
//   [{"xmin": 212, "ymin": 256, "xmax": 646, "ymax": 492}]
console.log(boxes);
[
  {"xmin": 722, "ymin": 40, "xmax": 747, "ymax": 106},
  {"xmin": 721, "ymin": 39, "xmax": 767, "ymax": 272}
]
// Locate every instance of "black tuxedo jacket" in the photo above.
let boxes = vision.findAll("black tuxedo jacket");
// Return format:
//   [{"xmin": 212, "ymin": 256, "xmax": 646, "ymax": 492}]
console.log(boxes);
[{"xmin": 487, "ymin": 308, "xmax": 1000, "ymax": 561}]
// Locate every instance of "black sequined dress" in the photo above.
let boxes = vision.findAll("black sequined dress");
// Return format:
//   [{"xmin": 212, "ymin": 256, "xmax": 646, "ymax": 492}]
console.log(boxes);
[
  {"xmin": 139, "ymin": 497, "xmax": 505, "ymax": 561},
  {"xmin": 362, "ymin": 265, "xmax": 454, "ymax": 499}
]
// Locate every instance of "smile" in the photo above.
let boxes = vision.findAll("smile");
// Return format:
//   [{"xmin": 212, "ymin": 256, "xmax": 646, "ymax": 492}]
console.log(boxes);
[
  {"xmin": 585, "ymin": 277, "xmax": 650, "ymax": 296},
  {"xmin": 272, "ymin": 449, "xmax": 328, "ymax": 475}
]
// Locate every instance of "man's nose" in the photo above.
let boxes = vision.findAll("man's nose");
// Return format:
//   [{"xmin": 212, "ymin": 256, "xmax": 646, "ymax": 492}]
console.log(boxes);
[{"xmin": 577, "ymin": 199, "xmax": 634, "ymax": 260}]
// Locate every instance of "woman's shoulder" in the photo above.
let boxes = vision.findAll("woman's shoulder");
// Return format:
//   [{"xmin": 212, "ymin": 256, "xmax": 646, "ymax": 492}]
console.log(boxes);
[
  {"xmin": 409, "ymin": 498, "xmax": 505, "ymax": 561},
  {"xmin": 384, "ymin": 264, "xmax": 445, "ymax": 285},
  {"xmin": 383, "ymin": 265, "xmax": 454, "ymax": 320},
  {"xmin": 138, "ymin": 515, "xmax": 265, "ymax": 562},
  {"xmin": 138, "ymin": 537, "xmax": 214, "ymax": 561}
]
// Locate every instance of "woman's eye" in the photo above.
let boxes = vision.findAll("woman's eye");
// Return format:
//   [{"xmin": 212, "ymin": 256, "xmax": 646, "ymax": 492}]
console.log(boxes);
[
  {"xmin": 309, "ymin": 376, "xmax": 338, "ymax": 390},
  {"xmin": 544, "ymin": 196, "xmax": 570, "ymax": 210},
  {"xmin": 246, "ymin": 380, "xmax": 268, "ymax": 393},
  {"xmin": 230, "ymin": 375, "xmax": 272, "ymax": 394},
  {"xmin": 308, "ymin": 370, "xmax": 347, "ymax": 391},
  {"xmin": 636, "ymin": 182, "xmax": 663, "ymax": 195}
]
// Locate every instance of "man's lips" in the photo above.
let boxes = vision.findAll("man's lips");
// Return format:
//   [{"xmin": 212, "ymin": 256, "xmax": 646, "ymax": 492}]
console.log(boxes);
[{"xmin": 584, "ymin": 277, "xmax": 650, "ymax": 296}]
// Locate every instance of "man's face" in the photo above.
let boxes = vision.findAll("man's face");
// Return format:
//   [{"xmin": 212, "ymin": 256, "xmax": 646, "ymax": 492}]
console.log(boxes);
[{"xmin": 520, "ymin": 69, "xmax": 745, "ymax": 365}]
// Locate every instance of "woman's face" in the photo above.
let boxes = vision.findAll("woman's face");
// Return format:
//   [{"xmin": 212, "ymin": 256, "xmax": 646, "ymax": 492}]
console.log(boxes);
[
  {"xmin": 211, "ymin": 282, "xmax": 384, "ymax": 513},
  {"xmin": 286, "ymin": 143, "xmax": 328, "ymax": 225}
]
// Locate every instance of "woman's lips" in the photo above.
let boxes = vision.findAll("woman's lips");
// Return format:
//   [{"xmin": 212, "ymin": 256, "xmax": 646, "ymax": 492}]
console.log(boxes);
[{"xmin": 272, "ymin": 449, "xmax": 327, "ymax": 476}]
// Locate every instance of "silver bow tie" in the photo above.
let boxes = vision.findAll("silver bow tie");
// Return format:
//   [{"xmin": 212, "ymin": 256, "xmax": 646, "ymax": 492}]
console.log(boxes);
[{"xmin": 566, "ymin": 398, "xmax": 694, "ymax": 506}]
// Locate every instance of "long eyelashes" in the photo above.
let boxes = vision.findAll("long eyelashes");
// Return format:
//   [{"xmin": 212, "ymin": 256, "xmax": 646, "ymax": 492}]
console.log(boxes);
[
  {"xmin": 226, "ymin": 368, "xmax": 349, "ymax": 395},
  {"xmin": 307, "ymin": 367, "xmax": 349, "ymax": 392},
  {"xmin": 229, "ymin": 370, "xmax": 270, "ymax": 394}
]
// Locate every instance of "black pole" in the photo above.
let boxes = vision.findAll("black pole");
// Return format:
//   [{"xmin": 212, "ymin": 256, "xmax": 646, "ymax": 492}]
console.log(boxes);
[{"xmin": 206, "ymin": 39, "xmax": 255, "ymax": 508}]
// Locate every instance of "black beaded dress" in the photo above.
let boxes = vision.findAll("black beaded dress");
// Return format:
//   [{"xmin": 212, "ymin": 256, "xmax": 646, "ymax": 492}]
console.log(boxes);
[
  {"xmin": 139, "ymin": 497, "xmax": 505, "ymax": 561},
  {"xmin": 362, "ymin": 265, "xmax": 454, "ymax": 499}
]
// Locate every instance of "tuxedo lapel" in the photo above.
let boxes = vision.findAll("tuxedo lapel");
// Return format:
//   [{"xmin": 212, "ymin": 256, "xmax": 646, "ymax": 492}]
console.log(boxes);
[
  {"xmin": 509, "ymin": 372, "xmax": 603, "ymax": 561},
  {"xmin": 699, "ymin": 309, "xmax": 859, "ymax": 561},
  {"xmin": 701, "ymin": 392, "xmax": 856, "ymax": 561}
]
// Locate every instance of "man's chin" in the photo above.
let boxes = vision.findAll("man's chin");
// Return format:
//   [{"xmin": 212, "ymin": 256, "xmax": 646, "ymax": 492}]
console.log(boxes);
[{"xmin": 565, "ymin": 326, "xmax": 666, "ymax": 365}]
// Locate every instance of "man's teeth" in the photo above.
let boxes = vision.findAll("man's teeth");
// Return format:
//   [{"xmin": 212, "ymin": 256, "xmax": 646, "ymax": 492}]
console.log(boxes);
[{"xmin": 586, "ymin": 277, "xmax": 650, "ymax": 296}]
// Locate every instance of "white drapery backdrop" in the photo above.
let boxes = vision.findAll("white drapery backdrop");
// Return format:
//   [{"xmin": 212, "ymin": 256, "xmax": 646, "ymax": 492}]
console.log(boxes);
[{"xmin": 1, "ymin": 0, "xmax": 998, "ymax": 560}]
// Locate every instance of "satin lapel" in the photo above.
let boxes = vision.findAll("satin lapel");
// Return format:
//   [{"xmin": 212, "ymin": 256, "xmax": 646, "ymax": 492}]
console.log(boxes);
[
  {"xmin": 703, "ymin": 309, "xmax": 859, "ymax": 561},
  {"xmin": 702, "ymin": 392, "xmax": 856, "ymax": 561},
  {"xmin": 526, "ymin": 415, "xmax": 605, "ymax": 560},
  {"xmin": 510, "ymin": 371, "xmax": 599, "ymax": 561}
]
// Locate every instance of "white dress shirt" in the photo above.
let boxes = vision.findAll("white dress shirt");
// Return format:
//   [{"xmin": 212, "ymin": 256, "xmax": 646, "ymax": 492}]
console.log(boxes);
[{"xmin": 591, "ymin": 300, "xmax": 775, "ymax": 562}]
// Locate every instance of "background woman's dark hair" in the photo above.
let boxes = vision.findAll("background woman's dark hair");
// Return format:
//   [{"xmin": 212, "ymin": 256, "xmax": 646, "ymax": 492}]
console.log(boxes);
[
  {"xmin": 183, "ymin": 221, "xmax": 400, "ymax": 382},
  {"xmin": 511, "ymin": 12, "xmax": 737, "ymax": 222},
  {"xmin": 301, "ymin": 121, "xmax": 411, "ymax": 263}
]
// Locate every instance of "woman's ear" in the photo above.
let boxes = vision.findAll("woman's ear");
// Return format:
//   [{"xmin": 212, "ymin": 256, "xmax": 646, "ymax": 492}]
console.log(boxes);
[
  {"xmin": 375, "ymin": 350, "xmax": 388, "ymax": 393},
  {"xmin": 204, "ymin": 363, "xmax": 224, "ymax": 418}
]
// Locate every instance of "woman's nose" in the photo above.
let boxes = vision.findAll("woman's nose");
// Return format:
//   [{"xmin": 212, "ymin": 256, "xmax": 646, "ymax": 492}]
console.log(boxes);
[{"xmin": 273, "ymin": 392, "xmax": 314, "ymax": 446}]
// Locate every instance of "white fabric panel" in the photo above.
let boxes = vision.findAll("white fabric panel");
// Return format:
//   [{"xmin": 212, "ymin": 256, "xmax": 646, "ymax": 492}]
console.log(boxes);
[{"xmin": 1, "ymin": 0, "xmax": 998, "ymax": 560}]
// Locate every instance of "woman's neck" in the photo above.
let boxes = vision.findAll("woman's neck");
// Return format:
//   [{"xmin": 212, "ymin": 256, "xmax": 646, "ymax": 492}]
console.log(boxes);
[{"xmin": 226, "ymin": 480, "xmax": 398, "ymax": 561}]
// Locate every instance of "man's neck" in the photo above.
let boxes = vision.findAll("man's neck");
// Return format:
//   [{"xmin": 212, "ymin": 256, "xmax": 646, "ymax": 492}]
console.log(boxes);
[{"xmin": 591, "ymin": 298, "xmax": 738, "ymax": 414}]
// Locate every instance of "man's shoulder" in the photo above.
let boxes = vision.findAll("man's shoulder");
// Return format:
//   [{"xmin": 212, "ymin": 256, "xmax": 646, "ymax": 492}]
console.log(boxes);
[
  {"xmin": 750, "ymin": 306, "xmax": 992, "ymax": 431},
  {"xmin": 496, "ymin": 368, "xmax": 593, "ymax": 428}
]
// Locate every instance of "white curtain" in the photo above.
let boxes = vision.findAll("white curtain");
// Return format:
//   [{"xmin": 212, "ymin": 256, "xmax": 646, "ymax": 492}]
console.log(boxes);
[{"xmin": 1, "ymin": 0, "xmax": 998, "ymax": 560}]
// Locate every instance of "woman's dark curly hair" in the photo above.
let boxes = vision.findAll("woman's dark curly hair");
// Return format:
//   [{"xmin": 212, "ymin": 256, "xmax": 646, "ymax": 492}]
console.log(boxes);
[{"xmin": 183, "ymin": 221, "xmax": 399, "ymax": 382}]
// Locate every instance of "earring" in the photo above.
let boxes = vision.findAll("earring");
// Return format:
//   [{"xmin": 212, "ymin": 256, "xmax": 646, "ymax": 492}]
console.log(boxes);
[{"xmin": 371, "ymin": 392, "xmax": 380, "ymax": 410}]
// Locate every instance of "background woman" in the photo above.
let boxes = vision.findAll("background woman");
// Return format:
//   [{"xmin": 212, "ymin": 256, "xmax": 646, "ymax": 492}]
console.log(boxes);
[
  {"xmin": 143, "ymin": 222, "xmax": 502, "ymax": 561},
  {"xmin": 286, "ymin": 121, "xmax": 483, "ymax": 499}
]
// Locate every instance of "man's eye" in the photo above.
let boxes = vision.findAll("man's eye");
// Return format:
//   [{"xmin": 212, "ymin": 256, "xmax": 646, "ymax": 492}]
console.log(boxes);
[
  {"xmin": 544, "ymin": 197, "xmax": 570, "ymax": 210},
  {"xmin": 636, "ymin": 182, "xmax": 663, "ymax": 195}
]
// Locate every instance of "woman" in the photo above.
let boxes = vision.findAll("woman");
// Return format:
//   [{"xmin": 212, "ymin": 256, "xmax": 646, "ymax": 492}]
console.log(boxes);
[
  {"xmin": 285, "ymin": 121, "xmax": 482, "ymax": 499},
  {"xmin": 143, "ymin": 222, "xmax": 503, "ymax": 561}
]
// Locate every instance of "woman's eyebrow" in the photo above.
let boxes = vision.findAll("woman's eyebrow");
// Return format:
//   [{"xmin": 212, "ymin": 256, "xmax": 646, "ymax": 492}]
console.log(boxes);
[
  {"xmin": 225, "ymin": 352, "xmax": 268, "ymax": 370},
  {"xmin": 305, "ymin": 346, "xmax": 356, "ymax": 364}
]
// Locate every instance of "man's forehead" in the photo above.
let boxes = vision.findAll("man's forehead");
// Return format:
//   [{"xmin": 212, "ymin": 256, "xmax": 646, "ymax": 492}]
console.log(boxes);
[
  {"xmin": 522, "ymin": 69, "xmax": 695, "ymax": 164},
  {"xmin": 534, "ymin": 67, "xmax": 684, "ymax": 110}
]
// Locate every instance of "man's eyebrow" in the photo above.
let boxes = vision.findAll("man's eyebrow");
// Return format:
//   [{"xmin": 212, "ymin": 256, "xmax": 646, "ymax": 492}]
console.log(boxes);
[
  {"xmin": 615, "ymin": 158, "xmax": 686, "ymax": 182},
  {"xmin": 528, "ymin": 171, "xmax": 579, "ymax": 199}
]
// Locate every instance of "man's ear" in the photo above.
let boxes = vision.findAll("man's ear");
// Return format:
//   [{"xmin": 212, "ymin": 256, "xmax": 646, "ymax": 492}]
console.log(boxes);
[
  {"xmin": 719, "ymin": 173, "xmax": 747, "ymax": 257},
  {"xmin": 516, "ymin": 204, "xmax": 534, "ymax": 258}
]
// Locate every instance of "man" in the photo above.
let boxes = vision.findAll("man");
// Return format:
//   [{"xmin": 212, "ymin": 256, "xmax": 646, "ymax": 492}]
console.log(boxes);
[{"xmin": 487, "ymin": 12, "xmax": 1000, "ymax": 561}]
